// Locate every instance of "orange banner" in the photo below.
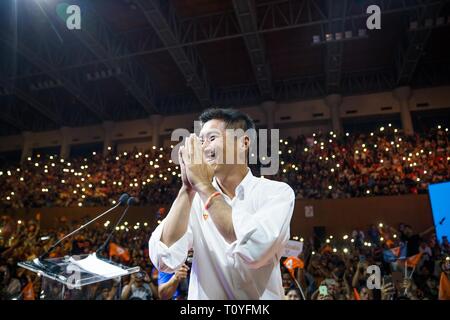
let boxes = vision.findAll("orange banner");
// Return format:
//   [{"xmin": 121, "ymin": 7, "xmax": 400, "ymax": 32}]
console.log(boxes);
[
  {"xmin": 406, "ymin": 252, "xmax": 423, "ymax": 267},
  {"xmin": 283, "ymin": 256, "xmax": 304, "ymax": 277},
  {"xmin": 439, "ymin": 272, "xmax": 450, "ymax": 300},
  {"xmin": 22, "ymin": 281, "xmax": 35, "ymax": 300},
  {"xmin": 109, "ymin": 242, "xmax": 130, "ymax": 262}
]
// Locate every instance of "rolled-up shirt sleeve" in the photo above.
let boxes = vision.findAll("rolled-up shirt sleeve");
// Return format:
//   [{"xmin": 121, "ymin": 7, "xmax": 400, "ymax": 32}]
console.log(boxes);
[
  {"xmin": 148, "ymin": 197, "xmax": 197, "ymax": 273},
  {"xmin": 226, "ymin": 183, "xmax": 295, "ymax": 269}
]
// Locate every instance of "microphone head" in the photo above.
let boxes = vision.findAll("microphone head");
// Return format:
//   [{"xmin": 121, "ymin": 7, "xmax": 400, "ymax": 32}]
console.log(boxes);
[
  {"xmin": 127, "ymin": 197, "xmax": 138, "ymax": 206},
  {"xmin": 118, "ymin": 193, "xmax": 130, "ymax": 205}
]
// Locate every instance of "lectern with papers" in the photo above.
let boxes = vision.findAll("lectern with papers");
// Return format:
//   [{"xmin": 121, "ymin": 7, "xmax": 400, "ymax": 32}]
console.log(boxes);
[{"xmin": 18, "ymin": 253, "xmax": 140, "ymax": 299}]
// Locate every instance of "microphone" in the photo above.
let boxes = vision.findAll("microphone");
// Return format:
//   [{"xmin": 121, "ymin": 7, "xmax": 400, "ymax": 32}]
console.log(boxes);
[
  {"xmin": 38, "ymin": 193, "xmax": 129, "ymax": 262},
  {"xmin": 127, "ymin": 197, "xmax": 138, "ymax": 206},
  {"xmin": 118, "ymin": 193, "xmax": 131, "ymax": 205},
  {"xmin": 96, "ymin": 197, "xmax": 138, "ymax": 257}
]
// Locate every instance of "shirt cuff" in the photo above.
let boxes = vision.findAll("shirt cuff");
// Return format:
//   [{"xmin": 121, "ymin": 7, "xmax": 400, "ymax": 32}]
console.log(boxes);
[{"xmin": 149, "ymin": 220, "xmax": 189, "ymax": 273}]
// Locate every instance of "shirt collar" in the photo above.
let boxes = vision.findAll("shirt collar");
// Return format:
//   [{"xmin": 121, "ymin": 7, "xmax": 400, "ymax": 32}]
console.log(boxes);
[{"xmin": 212, "ymin": 167, "xmax": 256, "ymax": 200}]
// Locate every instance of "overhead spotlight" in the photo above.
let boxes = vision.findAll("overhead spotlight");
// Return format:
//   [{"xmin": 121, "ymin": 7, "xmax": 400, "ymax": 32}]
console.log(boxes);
[
  {"xmin": 312, "ymin": 35, "xmax": 321, "ymax": 44},
  {"xmin": 335, "ymin": 32, "xmax": 343, "ymax": 41},
  {"xmin": 345, "ymin": 30, "xmax": 353, "ymax": 39},
  {"xmin": 325, "ymin": 33, "xmax": 333, "ymax": 41}
]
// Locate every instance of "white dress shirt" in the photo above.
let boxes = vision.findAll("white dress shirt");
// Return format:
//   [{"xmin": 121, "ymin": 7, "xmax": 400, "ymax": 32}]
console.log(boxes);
[{"xmin": 148, "ymin": 168, "xmax": 295, "ymax": 300}]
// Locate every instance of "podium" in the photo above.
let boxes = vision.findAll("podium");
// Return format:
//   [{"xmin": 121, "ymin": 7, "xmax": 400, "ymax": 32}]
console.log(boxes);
[{"xmin": 18, "ymin": 253, "xmax": 140, "ymax": 299}]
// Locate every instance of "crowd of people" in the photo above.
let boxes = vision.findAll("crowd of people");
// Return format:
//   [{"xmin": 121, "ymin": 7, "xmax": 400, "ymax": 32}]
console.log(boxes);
[
  {"xmin": 0, "ymin": 215, "xmax": 158, "ymax": 300},
  {"xmin": 276, "ymin": 125, "xmax": 449, "ymax": 199},
  {"xmin": 282, "ymin": 223, "xmax": 450, "ymax": 300},
  {"xmin": 0, "ymin": 125, "xmax": 449, "ymax": 300},
  {"xmin": 1, "ymin": 215, "xmax": 449, "ymax": 300},
  {"xmin": 0, "ymin": 125, "xmax": 448, "ymax": 209},
  {"xmin": 0, "ymin": 147, "xmax": 180, "ymax": 208}
]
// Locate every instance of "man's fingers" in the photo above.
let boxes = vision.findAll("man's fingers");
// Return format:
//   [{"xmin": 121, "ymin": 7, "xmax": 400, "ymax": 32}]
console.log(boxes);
[
  {"xmin": 179, "ymin": 146, "xmax": 186, "ymax": 166},
  {"xmin": 192, "ymin": 135, "xmax": 203, "ymax": 164},
  {"xmin": 176, "ymin": 269, "xmax": 188, "ymax": 276},
  {"xmin": 189, "ymin": 134, "xmax": 199, "ymax": 164},
  {"xmin": 178, "ymin": 146, "xmax": 183, "ymax": 164},
  {"xmin": 180, "ymin": 264, "xmax": 189, "ymax": 271},
  {"xmin": 181, "ymin": 143, "xmax": 189, "ymax": 165},
  {"xmin": 184, "ymin": 136, "xmax": 192, "ymax": 164}
]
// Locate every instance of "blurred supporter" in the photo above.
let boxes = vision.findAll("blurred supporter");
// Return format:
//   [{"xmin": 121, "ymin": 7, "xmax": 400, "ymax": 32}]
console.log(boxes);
[
  {"xmin": 158, "ymin": 264, "xmax": 190, "ymax": 300},
  {"xmin": 121, "ymin": 271, "xmax": 157, "ymax": 300},
  {"xmin": 285, "ymin": 288, "xmax": 301, "ymax": 300}
]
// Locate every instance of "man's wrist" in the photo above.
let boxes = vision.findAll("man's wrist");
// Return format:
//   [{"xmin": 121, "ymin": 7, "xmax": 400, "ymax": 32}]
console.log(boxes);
[
  {"xmin": 180, "ymin": 185, "xmax": 196, "ymax": 198},
  {"xmin": 196, "ymin": 183, "xmax": 216, "ymax": 198}
]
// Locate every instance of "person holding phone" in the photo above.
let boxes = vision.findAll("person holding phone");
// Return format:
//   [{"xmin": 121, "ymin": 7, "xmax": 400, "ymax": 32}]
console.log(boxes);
[
  {"xmin": 158, "ymin": 264, "xmax": 190, "ymax": 300},
  {"xmin": 121, "ymin": 271, "xmax": 157, "ymax": 300},
  {"xmin": 381, "ymin": 275, "xmax": 395, "ymax": 300}
]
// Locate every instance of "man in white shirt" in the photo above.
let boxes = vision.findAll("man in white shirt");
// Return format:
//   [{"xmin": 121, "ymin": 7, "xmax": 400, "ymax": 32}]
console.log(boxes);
[{"xmin": 149, "ymin": 108, "xmax": 295, "ymax": 299}]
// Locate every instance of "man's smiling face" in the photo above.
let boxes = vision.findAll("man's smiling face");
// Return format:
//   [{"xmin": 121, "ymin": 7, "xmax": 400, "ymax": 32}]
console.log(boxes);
[
  {"xmin": 198, "ymin": 119, "xmax": 248, "ymax": 172},
  {"xmin": 199, "ymin": 119, "xmax": 226, "ymax": 171}
]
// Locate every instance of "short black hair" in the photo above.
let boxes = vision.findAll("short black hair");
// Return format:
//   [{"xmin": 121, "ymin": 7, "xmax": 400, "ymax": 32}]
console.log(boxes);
[{"xmin": 199, "ymin": 108, "xmax": 255, "ymax": 131}]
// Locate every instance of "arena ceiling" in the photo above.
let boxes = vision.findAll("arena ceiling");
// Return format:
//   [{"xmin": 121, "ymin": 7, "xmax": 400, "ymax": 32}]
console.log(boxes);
[{"xmin": 0, "ymin": 0, "xmax": 449, "ymax": 136}]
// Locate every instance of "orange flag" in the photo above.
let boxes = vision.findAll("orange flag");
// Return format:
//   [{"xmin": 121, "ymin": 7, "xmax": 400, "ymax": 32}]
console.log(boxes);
[
  {"xmin": 385, "ymin": 239, "xmax": 394, "ymax": 248},
  {"xmin": 22, "ymin": 282, "xmax": 35, "ymax": 300},
  {"xmin": 109, "ymin": 243, "xmax": 130, "ymax": 262},
  {"xmin": 320, "ymin": 244, "xmax": 332, "ymax": 255},
  {"xmin": 406, "ymin": 252, "xmax": 423, "ymax": 267},
  {"xmin": 353, "ymin": 288, "xmax": 361, "ymax": 300},
  {"xmin": 439, "ymin": 272, "xmax": 450, "ymax": 300},
  {"xmin": 283, "ymin": 256, "xmax": 304, "ymax": 277}
]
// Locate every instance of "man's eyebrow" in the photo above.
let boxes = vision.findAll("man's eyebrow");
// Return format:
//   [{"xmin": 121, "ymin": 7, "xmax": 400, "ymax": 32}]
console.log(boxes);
[{"xmin": 200, "ymin": 130, "xmax": 221, "ymax": 138}]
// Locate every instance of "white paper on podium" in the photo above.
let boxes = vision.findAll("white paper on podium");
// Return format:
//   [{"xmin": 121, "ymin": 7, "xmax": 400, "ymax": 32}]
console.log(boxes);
[{"xmin": 69, "ymin": 254, "xmax": 128, "ymax": 278}]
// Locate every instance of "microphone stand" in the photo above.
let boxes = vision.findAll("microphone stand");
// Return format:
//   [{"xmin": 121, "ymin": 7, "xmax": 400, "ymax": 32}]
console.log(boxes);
[
  {"xmin": 96, "ymin": 202, "xmax": 132, "ymax": 257},
  {"xmin": 34, "ymin": 194, "xmax": 129, "ymax": 272}
]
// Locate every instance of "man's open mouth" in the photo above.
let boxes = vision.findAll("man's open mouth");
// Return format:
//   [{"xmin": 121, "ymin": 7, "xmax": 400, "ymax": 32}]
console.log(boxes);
[{"xmin": 205, "ymin": 151, "xmax": 216, "ymax": 163}]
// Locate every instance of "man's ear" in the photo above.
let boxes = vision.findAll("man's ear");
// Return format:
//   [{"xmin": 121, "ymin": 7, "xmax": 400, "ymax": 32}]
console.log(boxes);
[
  {"xmin": 236, "ymin": 135, "xmax": 250, "ymax": 164},
  {"xmin": 241, "ymin": 135, "xmax": 251, "ymax": 151}
]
